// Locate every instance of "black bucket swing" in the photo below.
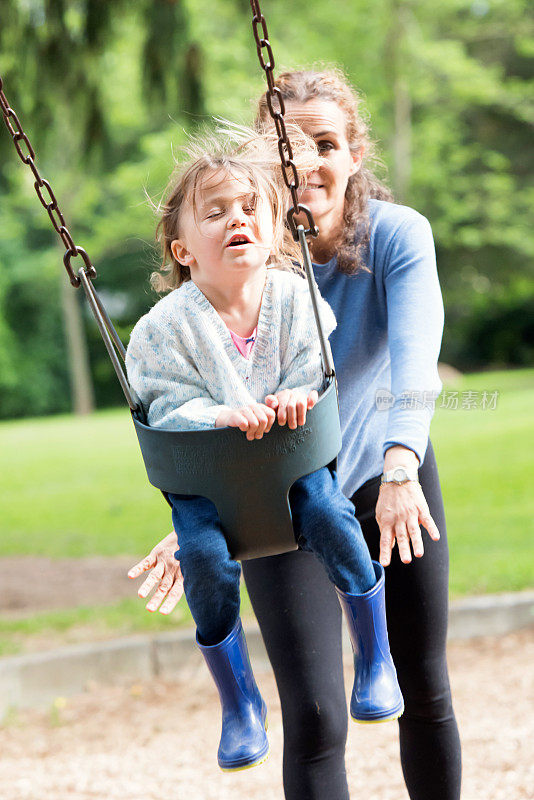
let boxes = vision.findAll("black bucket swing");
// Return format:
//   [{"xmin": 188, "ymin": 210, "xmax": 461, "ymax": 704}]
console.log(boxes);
[{"xmin": 0, "ymin": 0, "xmax": 342, "ymax": 561}]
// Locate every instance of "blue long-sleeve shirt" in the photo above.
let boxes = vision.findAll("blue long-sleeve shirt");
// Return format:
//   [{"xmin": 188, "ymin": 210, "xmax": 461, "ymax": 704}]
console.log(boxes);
[{"xmin": 313, "ymin": 199, "xmax": 444, "ymax": 497}]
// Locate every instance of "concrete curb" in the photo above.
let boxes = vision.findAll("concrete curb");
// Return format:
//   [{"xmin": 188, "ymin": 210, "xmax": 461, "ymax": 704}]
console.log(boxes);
[
  {"xmin": 447, "ymin": 591, "xmax": 534, "ymax": 640},
  {"xmin": 1, "ymin": 591, "xmax": 533, "ymax": 716}
]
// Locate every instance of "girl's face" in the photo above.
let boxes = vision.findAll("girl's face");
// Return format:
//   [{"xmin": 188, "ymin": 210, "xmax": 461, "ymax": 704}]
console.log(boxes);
[
  {"xmin": 285, "ymin": 99, "xmax": 362, "ymax": 248},
  {"xmin": 171, "ymin": 170, "xmax": 274, "ymax": 291}
]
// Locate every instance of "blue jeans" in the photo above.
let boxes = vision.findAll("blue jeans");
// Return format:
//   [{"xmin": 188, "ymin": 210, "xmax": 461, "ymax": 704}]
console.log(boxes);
[{"xmin": 169, "ymin": 466, "xmax": 375, "ymax": 645}]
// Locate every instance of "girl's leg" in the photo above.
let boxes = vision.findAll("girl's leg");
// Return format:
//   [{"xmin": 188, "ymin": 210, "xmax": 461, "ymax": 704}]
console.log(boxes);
[
  {"xmin": 351, "ymin": 442, "xmax": 462, "ymax": 800},
  {"xmin": 170, "ymin": 494, "xmax": 268, "ymax": 771},
  {"xmin": 288, "ymin": 466, "xmax": 375, "ymax": 594},
  {"xmin": 242, "ymin": 550, "xmax": 350, "ymax": 800},
  {"xmin": 169, "ymin": 493, "xmax": 241, "ymax": 645}
]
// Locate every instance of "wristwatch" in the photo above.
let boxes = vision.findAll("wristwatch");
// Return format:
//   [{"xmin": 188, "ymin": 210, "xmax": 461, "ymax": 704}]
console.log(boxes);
[{"xmin": 380, "ymin": 466, "xmax": 419, "ymax": 486}]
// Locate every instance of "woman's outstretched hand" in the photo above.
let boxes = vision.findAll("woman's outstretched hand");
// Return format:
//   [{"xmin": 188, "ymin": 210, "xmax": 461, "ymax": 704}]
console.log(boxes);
[
  {"xmin": 128, "ymin": 532, "xmax": 184, "ymax": 614},
  {"xmin": 376, "ymin": 482, "xmax": 441, "ymax": 566},
  {"xmin": 376, "ymin": 446, "xmax": 440, "ymax": 567}
]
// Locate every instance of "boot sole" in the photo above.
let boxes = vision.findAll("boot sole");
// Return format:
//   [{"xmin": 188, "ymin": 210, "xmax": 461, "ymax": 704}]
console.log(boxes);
[
  {"xmin": 218, "ymin": 717, "xmax": 269, "ymax": 772},
  {"xmin": 351, "ymin": 702, "xmax": 404, "ymax": 724},
  {"xmin": 219, "ymin": 747, "xmax": 270, "ymax": 772}
]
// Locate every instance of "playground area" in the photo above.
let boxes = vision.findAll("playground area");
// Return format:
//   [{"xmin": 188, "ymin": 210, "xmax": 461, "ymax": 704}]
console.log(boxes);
[
  {"xmin": 1, "ymin": 625, "xmax": 532, "ymax": 800},
  {"xmin": 1, "ymin": 5, "xmax": 532, "ymax": 799}
]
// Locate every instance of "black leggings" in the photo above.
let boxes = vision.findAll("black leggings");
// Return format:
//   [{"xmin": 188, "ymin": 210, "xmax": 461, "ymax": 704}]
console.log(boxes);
[{"xmin": 242, "ymin": 442, "xmax": 461, "ymax": 800}]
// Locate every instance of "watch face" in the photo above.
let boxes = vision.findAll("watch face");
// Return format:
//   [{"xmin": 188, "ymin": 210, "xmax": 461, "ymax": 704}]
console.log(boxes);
[{"xmin": 393, "ymin": 467, "xmax": 408, "ymax": 483}]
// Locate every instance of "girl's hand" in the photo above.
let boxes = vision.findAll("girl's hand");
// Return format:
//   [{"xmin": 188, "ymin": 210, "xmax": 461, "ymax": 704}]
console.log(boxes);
[
  {"xmin": 128, "ymin": 532, "xmax": 184, "ymax": 614},
  {"xmin": 215, "ymin": 403, "xmax": 276, "ymax": 440},
  {"xmin": 265, "ymin": 389, "xmax": 318, "ymax": 428},
  {"xmin": 375, "ymin": 446, "xmax": 440, "ymax": 566}
]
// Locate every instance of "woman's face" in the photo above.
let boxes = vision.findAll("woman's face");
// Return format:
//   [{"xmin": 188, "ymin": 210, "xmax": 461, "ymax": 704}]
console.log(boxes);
[{"xmin": 285, "ymin": 99, "xmax": 362, "ymax": 250}]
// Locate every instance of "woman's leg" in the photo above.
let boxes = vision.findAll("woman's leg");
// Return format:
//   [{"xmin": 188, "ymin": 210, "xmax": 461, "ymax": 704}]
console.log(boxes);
[
  {"xmin": 288, "ymin": 466, "xmax": 376, "ymax": 594},
  {"xmin": 351, "ymin": 442, "xmax": 462, "ymax": 800},
  {"xmin": 169, "ymin": 493, "xmax": 241, "ymax": 645},
  {"xmin": 291, "ymin": 466, "xmax": 403, "ymax": 723},
  {"xmin": 242, "ymin": 550, "xmax": 350, "ymax": 800}
]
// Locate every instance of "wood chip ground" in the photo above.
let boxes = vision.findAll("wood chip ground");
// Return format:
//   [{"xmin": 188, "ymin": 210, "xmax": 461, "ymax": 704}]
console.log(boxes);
[{"xmin": 1, "ymin": 628, "xmax": 532, "ymax": 799}]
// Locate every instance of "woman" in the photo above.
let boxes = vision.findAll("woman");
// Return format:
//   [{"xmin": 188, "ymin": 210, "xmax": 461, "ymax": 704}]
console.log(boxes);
[{"xmin": 128, "ymin": 68, "xmax": 462, "ymax": 800}]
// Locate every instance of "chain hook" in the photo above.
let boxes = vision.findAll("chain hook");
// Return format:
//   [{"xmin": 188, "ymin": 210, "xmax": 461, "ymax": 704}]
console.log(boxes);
[
  {"xmin": 63, "ymin": 247, "xmax": 97, "ymax": 287},
  {"xmin": 287, "ymin": 205, "xmax": 319, "ymax": 241}
]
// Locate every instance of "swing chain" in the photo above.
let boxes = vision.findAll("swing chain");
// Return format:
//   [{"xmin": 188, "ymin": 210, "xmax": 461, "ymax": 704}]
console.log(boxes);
[
  {"xmin": 0, "ymin": 76, "xmax": 97, "ymax": 288},
  {"xmin": 249, "ymin": 0, "xmax": 319, "ymax": 241}
]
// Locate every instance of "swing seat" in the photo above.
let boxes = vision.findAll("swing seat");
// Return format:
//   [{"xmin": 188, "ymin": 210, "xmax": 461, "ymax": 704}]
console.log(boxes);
[{"xmin": 131, "ymin": 377, "xmax": 341, "ymax": 561}]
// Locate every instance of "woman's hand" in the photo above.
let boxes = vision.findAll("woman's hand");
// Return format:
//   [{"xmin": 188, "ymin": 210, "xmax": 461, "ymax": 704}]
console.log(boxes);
[
  {"xmin": 127, "ymin": 532, "xmax": 184, "ymax": 614},
  {"xmin": 376, "ymin": 446, "xmax": 440, "ymax": 566},
  {"xmin": 265, "ymin": 389, "xmax": 318, "ymax": 428},
  {"xmin": 215, "ymin": 403, "xmax": 276, "ymax": 440}
]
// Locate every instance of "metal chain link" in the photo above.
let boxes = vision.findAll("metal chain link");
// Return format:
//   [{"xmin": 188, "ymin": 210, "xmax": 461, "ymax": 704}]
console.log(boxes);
[
  {"xmin": 0, "ymin": 76, "xmax": 97, "ymax": 287},
  {"xmin": 248, "ymin": 2, "xmax": 334, "ymax": 377},
  {"xmin": 249, "ymin": 0, "xmax": 318, "ymax": 240}
]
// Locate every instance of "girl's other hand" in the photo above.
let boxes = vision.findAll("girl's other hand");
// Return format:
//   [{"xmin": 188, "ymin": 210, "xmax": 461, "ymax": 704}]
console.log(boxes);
[
  {"xmin": 128, "ymin": 532, "xmax": 184, "ymax": 614},
  {"xmin": 265, "ymin": 389, "xmax": 318, "ymax": 428},
  {"xmin": 215, "ymin": 403, "xmax": 276, "ymax": 440}
]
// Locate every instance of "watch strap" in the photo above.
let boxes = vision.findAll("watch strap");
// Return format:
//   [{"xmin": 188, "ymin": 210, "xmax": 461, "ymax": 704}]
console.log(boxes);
[{"xmin": 381, "ymin": 466, "xmax": 419, "ymax": 485}]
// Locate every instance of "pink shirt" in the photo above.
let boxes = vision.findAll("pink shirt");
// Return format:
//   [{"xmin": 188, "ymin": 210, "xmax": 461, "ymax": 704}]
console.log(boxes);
[{"xmin": 228, "ymin": 327, "xmax": 257, "ymax": 360}]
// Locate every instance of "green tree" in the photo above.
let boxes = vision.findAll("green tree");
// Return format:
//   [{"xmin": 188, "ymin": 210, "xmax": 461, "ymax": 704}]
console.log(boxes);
[
  {"xmin": 0, "ymin": 0, "xmax": 205, "ymax": 417},
  {"xmin": 0, "ymin": 0, "xmax": 532, "ymax": 418}
]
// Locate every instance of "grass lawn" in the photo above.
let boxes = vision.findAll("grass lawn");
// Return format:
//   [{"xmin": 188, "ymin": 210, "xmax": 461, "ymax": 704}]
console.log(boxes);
[
  {"xmin": 431, "ymin": 368, "xmax": 534, "ymax": 595},
  {"xmin": 1, "ymin": 367, "xmax": 533, "ymax": 653},
  {"xmin": 0, "ymin": 598, "xmax": 190, "ymax": 657}
]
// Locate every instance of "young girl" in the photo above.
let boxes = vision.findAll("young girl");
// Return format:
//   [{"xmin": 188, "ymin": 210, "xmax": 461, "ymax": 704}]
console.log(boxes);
[{"xmin": 126, "ymin": 127, "xmax": 403, "ymax": 772}]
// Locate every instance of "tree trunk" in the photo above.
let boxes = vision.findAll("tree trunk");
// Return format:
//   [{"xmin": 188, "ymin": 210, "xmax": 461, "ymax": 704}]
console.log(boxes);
[
  {"xmin": 386, "ymin": 0, "xmax": 412, "ymax": 202},
  {"xmin": 60, "ymin": 268, "xmax": 95, "ymax": 415},
  {"xmin": 392, "ymin": 71, "xmax": 412, "ymax": 202}
]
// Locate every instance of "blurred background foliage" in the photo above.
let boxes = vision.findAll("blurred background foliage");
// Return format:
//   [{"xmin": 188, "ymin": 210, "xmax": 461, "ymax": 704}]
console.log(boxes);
[{"xmin": 0, "ymin": 0, "xmax": 532, "ymax": 419}]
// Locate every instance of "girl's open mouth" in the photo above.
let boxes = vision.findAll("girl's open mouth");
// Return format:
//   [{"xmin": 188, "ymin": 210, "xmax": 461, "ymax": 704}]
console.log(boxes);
[{"xmin": 227, "ymin": 234, "xmax": 252, "ymax": 247}]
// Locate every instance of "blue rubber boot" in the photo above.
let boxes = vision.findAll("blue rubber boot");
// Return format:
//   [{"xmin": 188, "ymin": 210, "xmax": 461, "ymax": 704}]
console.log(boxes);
[
  {"xmin": 197, "ymin": 619, "xmax": 269, "ymax": 771},
  {"xmin": 336, "ymin": 561, "xmax": 404, "ymax": 723}
]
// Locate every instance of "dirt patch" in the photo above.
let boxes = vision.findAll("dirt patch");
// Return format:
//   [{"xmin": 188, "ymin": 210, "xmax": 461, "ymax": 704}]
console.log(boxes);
[
  {"xmin": 1, "ymin": 628, "xmax": 532, "ymax": 800},
  {"xmin": 0, "ymin": 556, "xmax": 137, "ymax": 617},
  {"xmin": 438, "ymin": 361, "xmax": 463, "ymax": 385}
]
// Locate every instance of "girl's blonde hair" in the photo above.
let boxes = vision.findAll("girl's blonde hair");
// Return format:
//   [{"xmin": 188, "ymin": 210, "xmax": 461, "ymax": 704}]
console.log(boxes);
[
  {"xmin": 255, "ymin": 67, "xmax": 393, "ymax": 275},
  {"xmin": 151, "ymin": 122, "xmax": 322, "ymax": 293}
]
